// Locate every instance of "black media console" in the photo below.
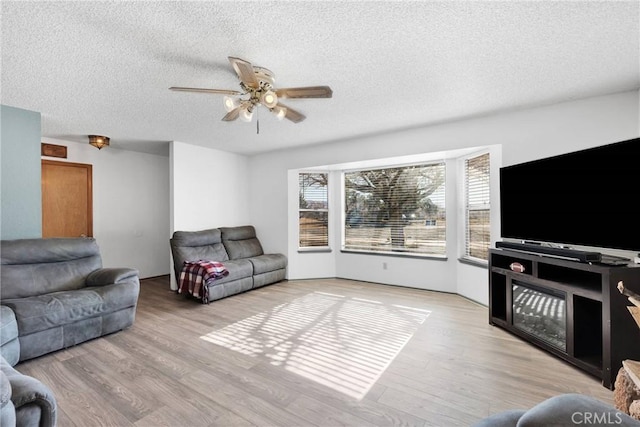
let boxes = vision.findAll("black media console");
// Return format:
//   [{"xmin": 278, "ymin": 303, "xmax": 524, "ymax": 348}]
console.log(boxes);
[{"xmin": 489, "ymin": 247, "xmax": 640, "ymax": 389}]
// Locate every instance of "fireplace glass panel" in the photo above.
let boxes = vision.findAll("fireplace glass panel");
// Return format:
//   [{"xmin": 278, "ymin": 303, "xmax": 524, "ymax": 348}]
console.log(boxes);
[{"xmin": 512, "ymin": 281, "xmax": 566, "ymax": 351}]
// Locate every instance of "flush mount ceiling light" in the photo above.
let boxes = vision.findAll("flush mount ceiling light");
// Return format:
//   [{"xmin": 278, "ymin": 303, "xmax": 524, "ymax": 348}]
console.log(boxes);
[
  {"xmin": 170, "ymin": 56, "xmax": 332, "ymax": 129},
  {"xmin": 88, "ymin": 135, "xmax": 110, "ymax": 150}
]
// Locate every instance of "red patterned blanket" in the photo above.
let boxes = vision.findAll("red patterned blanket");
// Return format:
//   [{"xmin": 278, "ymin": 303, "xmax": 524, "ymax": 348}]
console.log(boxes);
[{"xmin": 178, "ymin": 260, "xmax": 229, "ymax": 303}]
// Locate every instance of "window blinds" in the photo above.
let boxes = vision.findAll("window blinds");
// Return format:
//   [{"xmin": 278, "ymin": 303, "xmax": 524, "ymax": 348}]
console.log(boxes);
[
  {"xmin": 465, "ymin": 153, "xmax": 490, "ymax": 260},
  {"xmin": 299, "ymin": 173, "xmax": 329, "ymax": 248},
  {"xmin": 343, "ymin": 163, "xmax": 446, "ymax": 255}
]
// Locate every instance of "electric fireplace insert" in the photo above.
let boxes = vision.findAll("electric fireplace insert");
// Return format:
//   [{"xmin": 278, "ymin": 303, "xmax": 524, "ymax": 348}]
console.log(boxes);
[{"xmin": 512, "ymin": 281, "xmax": 566, "ymax": 351}]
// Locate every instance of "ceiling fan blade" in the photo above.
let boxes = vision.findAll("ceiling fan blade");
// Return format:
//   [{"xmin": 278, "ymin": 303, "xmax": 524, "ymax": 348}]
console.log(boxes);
[
  {"xmin": 222, "ymin": 106, "xmax": 242, "ymax": 121},
  {"xmin": 275, "ymin": 86, "xmax": 333, "ymax": 99},
  {"xmin": 228, "ymin": 57, "xmax": 259, "ymax": 89},
  {"xmin": 169, "ymin": 87, "xmax": 242, "ymax": 96},
  {"xmin": 277, "ymin": 102, "xmax": 306, "ymax": 123}
]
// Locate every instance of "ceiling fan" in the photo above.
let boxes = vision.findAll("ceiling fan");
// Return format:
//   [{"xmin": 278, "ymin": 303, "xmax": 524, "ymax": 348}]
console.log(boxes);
[{"xmin": 170, "ymin": 56, "xmax": 333, "ymax": 125}]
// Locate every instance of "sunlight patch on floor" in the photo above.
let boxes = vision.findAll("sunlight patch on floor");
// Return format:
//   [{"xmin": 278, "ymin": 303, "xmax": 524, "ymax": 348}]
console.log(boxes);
[{"xmin": 200, "ymin": 291, "xmax": 431, "ymax": 399}]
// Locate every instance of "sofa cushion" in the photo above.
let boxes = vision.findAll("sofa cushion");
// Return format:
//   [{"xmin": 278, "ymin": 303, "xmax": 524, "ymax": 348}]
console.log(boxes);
[
  {"xmin": 172, "ymin": 228, "xmax": 225, "ymax": 248},
  {"xmin": 0, "ymin": 307, "xmax": 19, "ymax": 366},
  {"xmin": 220, "ymin": 226, "xmax": 264, "ymax": 259},
  {"xmin": 2, "ymin": 283, "xmax": 139, "ymax": 336},
  {"xmin": 173, "ymin": 244, "xmax": 229, "ymax": 265},
  {"xmin": 1, "ymin": 238, "xmax": 102, "ymax": 299},
  {"xmin": 0, "ymin": 341, "xmax": 19, "ymax": 368},
  {"xmin": 204, "ymin": 259, "xmax": 253, "ymax": 286},
  {"xmin": 0, "ymin": 307, "xmax": 18, "ymax": 348},
  {"xmin": 249, "ymin": 254, "xmax": 288, "ymax": 275}
]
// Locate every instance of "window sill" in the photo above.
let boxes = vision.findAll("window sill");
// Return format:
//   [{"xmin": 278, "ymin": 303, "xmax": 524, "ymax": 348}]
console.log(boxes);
[
  {"xmin": 298, "ymin": 247, "xmax": 332, "ymax": 253},
  {"xmin": 458, "ymin": 257, "xmax": 488, "ymax": 268},
  {"xmin": 340, "ymin": 249, "xmax": 447, "ymax": 261}
]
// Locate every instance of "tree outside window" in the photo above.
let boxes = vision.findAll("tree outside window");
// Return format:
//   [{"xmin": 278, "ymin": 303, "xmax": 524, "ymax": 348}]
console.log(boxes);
[{"xmin": 344, "ymin": 163, "xmax": 446, "ymax": 256}]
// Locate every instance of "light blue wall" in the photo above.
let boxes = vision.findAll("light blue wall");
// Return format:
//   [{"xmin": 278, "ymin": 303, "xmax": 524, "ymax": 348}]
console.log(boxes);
[{"xmin": 1, "ymin": 105, "xmax": 42, "ymax": 239}]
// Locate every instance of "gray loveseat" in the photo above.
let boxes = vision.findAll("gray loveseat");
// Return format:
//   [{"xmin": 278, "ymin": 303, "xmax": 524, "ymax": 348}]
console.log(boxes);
[
  {"xmin": 170, "ymin": 225, "xmax": 287, "ymax": 303},
  {"xmin": 0, "ymin": 237, "xmax": 140, "ymax": 363}
]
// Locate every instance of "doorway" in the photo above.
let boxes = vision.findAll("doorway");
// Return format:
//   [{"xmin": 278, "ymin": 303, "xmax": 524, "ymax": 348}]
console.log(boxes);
[{"xmin": 41, "ymin": 159, "xmax": 93, "ymax": 238}]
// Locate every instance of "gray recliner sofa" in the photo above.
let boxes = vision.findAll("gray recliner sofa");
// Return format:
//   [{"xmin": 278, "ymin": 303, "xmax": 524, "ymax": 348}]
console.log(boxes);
[
  {"xmin": 0, "ymin": 237, "xmax": 138, "ymax": 427},
  {"xmin": 0, "ymin": 237, "xmax": 140, "ymax": 363},
  {"xmin": 170, "ymin": 225, "xmax": 287, "ymax": 303}
]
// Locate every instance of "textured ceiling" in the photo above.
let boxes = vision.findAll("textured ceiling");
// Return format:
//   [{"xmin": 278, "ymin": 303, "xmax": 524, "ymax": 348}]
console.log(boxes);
[{"xmin": 2, "ymin": 1, "xmax": 639, "ymax": 156}]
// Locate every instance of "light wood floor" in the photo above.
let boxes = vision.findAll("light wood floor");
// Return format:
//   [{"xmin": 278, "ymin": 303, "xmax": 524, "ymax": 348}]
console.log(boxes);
[{"xmin": 17, "ymin": 277, "xmax": 614, "ymax": 426}]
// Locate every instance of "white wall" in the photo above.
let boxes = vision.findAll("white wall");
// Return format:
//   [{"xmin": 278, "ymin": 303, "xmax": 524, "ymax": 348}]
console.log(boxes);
[
  {"xmin": 41, "ymin": 137, "xmax": 170, "ymax": 279},
  {"xmin": 248, "ymin": 91, "xmax": 640, "ymax": 305},
  {"xmin": 169, "ymin": 141, "xmax": 251, "ymax": 289}
]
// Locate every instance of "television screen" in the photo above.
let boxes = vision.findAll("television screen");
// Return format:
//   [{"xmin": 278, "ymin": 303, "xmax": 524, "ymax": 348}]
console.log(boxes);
[{"xmin": 500, "ymin": 137, "xmax": 640, "ymax": 252}]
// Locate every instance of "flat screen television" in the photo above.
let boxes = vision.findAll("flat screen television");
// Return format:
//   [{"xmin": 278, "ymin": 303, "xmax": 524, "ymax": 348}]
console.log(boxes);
[{"xmin": 500, "ymin": 137, "xmax": 640, "ymax": 252}]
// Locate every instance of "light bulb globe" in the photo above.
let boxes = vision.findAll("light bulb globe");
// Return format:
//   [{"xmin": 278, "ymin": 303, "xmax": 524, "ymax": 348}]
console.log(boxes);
[
  {"xmin": 239, "ymin": 106, "xmax": 254, "ymax": 122},
  {"xmin": 223, "ymin": 96, "xmax": 237, "ymax": 112},
  {"xmin": 274, "ymin": 106, "xmax": 287, "ymax": 121},
  {"xmin": 261, "ymin": 91, "xmax": 278, "ymax": 108}
]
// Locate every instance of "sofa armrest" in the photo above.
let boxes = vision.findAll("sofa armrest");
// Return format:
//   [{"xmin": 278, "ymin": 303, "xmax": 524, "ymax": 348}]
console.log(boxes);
[
  {"xmin": 86, "ymin": 268, "xmax": 139, "ymax": 286},
  {"xmin": 1, "ymin": 356, "xmax": 56, "ymax": 427},
  {"xmin": 5, "ymin": 372, "xmax": 56, "ymax": 427},
  {"xmin": 0, "ymin": 369, "xmax": 15, "ymax": 425}
]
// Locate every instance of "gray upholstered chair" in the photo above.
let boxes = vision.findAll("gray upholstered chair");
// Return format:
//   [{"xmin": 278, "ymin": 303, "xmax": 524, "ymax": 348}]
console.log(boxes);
[{"xmin": 473, "ymin": 393, "xmax": 640, "ymax": 427}]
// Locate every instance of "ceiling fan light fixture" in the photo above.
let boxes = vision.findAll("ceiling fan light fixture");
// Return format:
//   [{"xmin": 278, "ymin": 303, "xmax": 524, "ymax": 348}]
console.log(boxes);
[
  {"xmin": 261, "ymin": 90, "xmax": 278, "ymax": 108},
  {"xmin": 239, "ymin": 105, "xmax": 254, "ymax": 122},
  {"xmin": 223, "ymin": 96, "xmax": 238, "ymax": 112},
  {"xmin": 170, "ymin": 57, "xmax": 332, "ymax": 125},
  {"xmin": 88, "ymin": 135, "xmax": 110, "ymax": 150}
]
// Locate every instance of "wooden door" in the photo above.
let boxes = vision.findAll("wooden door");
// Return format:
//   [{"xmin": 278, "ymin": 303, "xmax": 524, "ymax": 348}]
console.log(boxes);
[{"xmin": 42, "ymin": 160, "xmax": 93, "ymax": 237}]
